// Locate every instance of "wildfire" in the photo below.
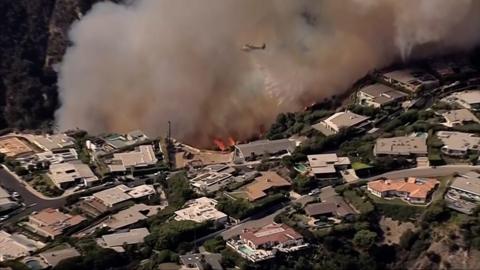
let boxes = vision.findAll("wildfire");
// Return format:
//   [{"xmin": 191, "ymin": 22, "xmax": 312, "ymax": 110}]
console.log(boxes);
[{"xmin": 213, "ymin": 137, "xmax": 236, "ymax": 151}]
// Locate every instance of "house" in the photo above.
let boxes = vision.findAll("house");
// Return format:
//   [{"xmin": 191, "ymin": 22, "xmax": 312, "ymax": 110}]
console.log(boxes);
[
  {"xmin": 25, "ymin": 208, "xmax": 85, "ymax": 239},
  {"xmin": 92, "ymin": 184, "xmax": 133, "ymax": 208},
  {"xmin": 127, "ymin": 184, "xmax": 156, "ymax": 199},
  {"xmin": 240, "ymin": 223, "xmax": 305, "ymax": 250},
  {"xmin": 245, "ymin": 172, "xmax": 291, "ymax": 201},
  {"xmin": 449, "ymin": 172, "xmax": 480, "ymax": 202},
  {"xmin": 47, "ymin": 161, "xmax": 99, "ymax": 189},
  {"xmin": 374, "ymin": 136, "xmax": 427, "ymax": 157},
  {"xmin": 96, "ymin": 228, "xmax": 149, "ymax": 253},
  {"xmin": 443, "ymin": 90, "xmax": 480, "ymax": 111},
  {"xmin": 0, "ymin": 231, "xmax": 45, "ymax": 261},
  {"xmin": 304, "ymin": 202, "xmax": 336, "ymax": 218},
  {"xmin": 174, "ymin": 197, "xmax": 227, "ymax": 224},
  {"xmin": 437, "ymin": 131, "xmax": 480, "ymax": 157},
  {"xmin": 101, "ymin": 203, "xmax": 161, "ymax": 231},
  {"xmin": 23, "ymin": 133, "xmax": 75, "ymax": 152},
  {"xmin": 312, "ymin": 111, "xmax": 370, "ymax": 136},
  {"xmin": 367, "ymin": 177, "xmax": 439, "ymax": 204},
  {"xmin": 34, "ymin": 148, "xmax": 78, "ymax": 165},
  {"xmin": 227, "ymin": 223, "xmax": 307, "ymax": 262},
  {"xmin": 233, "ymin": 139, "xmax": 296, "ymax": 163},
  {"xmin": 107, "ymin": 145, "xmax": 158, "ymax": 173},
  {"xmin": 304, "ymin": 197, "xmax": 355, "ymax": 219},
  {"xmin": 442, "ymin": 109, "xmax": 480, "ymax": 127},
  {"xmin": 357, "ymin": 83, "xmax": 408, "ymax": 108},
  {"xmin": 0, "ymin": 136, "xmax": 35, "ymax": 158},
  {"xmin": 307, "ymin": 153, "xmax": 351, "ymax": 179},
  {"xmin": 38, "ymin": 246, "xmax": 80, "ymax": 268},
  {"xmin": 382, "ymin": 68, "xmax": 439, "ymax": 94},
  {"xmin": 179, "ymin": 253, "xmax": 223, "ymax": 270},
  {"xmin": 189, "ymin": 172, "xmax": 233, "ymax": 194}
]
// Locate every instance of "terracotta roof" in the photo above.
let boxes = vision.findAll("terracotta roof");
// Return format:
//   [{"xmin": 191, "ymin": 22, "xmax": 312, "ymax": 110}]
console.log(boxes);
[
  {"xmin": 241, "ymin": 223, "xmax": 302, "ymax": 247},
  {"xmin": 368, "ymin": 177, "xmax": 439, "ymax": 199},
  {"xmin": 245, "ymin": 172, "xmax": 291, "ymax": 201}
]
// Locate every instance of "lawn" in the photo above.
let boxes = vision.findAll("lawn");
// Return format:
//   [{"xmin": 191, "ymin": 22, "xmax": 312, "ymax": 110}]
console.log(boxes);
[
  {"xmin": 352, "ymin": 162, "xmax": 373, "ymax": 170},
  {"xmin": 342, "ymin": 190, "xmax": 374, "ymax": 214}
]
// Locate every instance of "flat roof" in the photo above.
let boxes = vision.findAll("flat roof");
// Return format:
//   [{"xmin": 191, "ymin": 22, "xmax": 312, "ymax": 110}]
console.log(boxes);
[
  {"xmin": 442, "ymin": 109, "xmax": 480, "ymax": 124},
  {"xmin": 48, "ymin": 161, "xmax": 98, "ymax": 185},
  {"xmin": 375, "ymin": 136, "xmax": 427, "ymax": 155},
  {"xmin": 437, "ymin": 131, "xmax": 480, "ymax": 151},
  {"xmin": 39, "ymin": 247, "xmax": 80, "ymax": 267},
  {"xmin": 359, "ymin": 83, "xmax": 407, "ymax": 105},
  {"xmin": 98, "ymin": 228, "xmax": 149, "ymax": 248},
  {"xmin": 322, "ymin": 111, "xmax": 369, "ymax": 132},
  {"xmin": 450, "ymin": 173, "xmax": 480, "ymax": 196},
  {"xmin": 109, "ymin": 145, "xmax": 157, "ymax": 172},
  {"xmin": 93, "ymin": 185, "xmax": 132, "ymax": 206},
  {"xmin": 235, "ymin": 139, "xmax": 295, "ymax": 157},
  {"xmin": 24, "ymin": 134, "xmax": 75, "ymax": 151},
  {"xmin": 307, "ymin": 154, "xmax": 351, "ymax": 168},
  {"xmin": 175, "ymin": 197, "xmax": 227, "ymax": 223},
  {"xmin": 447, "ymin": 90, "xmax": 480, "ymax": 105}
]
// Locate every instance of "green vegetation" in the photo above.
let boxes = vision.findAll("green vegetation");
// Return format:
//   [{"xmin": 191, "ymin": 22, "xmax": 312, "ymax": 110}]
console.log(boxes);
[
  {"xmin": 351, "ymin": 162, "xmax": 373, "ymax": 170},
  {"xmin": 53, "ymin": 239, "xmax": 128, "ymax": 270},
  {"xmin": 28, "ymin": 174, "xmax": 63, "ymax": 197},
  {"xmin": 292, "ymin": 174, "xmax": 316, "ymax": 194},
  {"xmin": 342, "ymin": 189, "xmax": 374, "ymax": 215},
  {"xmin": 353, "ymin": 229, "xmax": 377, "ymax": 250},
  {"xmin": 203, "ymin": 236, "xmax": 227, "ymax": 253},
  {"xmin": 145, "ymin": 220, "xmax": 213, "ymax": 252},
  {"xmin": 161, "ymin": 171, "xmax": 195, "ymax": 209},
  {"xmin": 217, "ymin": 193, "xmax": 288, "ymax": 219}
]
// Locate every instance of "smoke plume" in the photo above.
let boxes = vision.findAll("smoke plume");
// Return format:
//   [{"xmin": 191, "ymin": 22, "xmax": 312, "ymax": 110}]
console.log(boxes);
[{"xmin": 56, "ymin": 0, "xmax": 480, "ymax": 146}]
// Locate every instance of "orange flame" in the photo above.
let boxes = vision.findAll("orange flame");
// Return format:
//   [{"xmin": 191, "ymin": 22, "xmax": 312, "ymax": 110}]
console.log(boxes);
[
  {"xmin": 213, "ymin": 138, "xmax": 226, "ymax": 151},
  {"xmin": 228, "ymin": 137, "xmax": 236, "ymax": 146}
]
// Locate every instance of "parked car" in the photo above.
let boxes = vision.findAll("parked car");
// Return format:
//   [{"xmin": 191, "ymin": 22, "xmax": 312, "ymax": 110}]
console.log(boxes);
[
  {"xmin": 308, "ymin": 188, "xmax": 321, "ymax": 196},
  {"xmin": 0, "ymin": 215, "xmax": 9, "ymax": 221}
]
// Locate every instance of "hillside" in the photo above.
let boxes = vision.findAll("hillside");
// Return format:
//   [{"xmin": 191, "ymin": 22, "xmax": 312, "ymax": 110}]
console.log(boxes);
[{"xmin": 0, "ymin": 0, "xmax": 109, "ymax": 131}]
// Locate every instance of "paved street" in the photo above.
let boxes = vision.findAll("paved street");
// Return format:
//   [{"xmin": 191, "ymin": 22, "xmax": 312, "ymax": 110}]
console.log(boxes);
[
  {"xmin": 0, "ymin": 168, "xmax": 66, "ymax": 224},
  {"xmin": 365, "ymin": 165, "xmax": 480, "ymax": 181}
]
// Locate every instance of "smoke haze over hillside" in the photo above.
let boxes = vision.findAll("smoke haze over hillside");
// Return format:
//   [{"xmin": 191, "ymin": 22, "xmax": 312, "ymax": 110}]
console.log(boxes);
[{"xmin": 56, "ymin": 0, "xmax": 480, "ymax": 145}]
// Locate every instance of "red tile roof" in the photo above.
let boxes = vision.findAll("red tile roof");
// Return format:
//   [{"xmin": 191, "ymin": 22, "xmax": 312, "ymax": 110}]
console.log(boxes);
[{"xmin": 240, "ymin": 223, "xmax": 302, "ymax": 247}]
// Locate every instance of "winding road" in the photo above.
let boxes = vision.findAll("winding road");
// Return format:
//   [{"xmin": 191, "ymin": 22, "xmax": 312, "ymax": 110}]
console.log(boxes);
[
  {"xmin": 0, "ymin": 168, "xmax": 66, "ymax": 224},
  {"xmin": 365, "ymin": 165, "xmax": 480, "ymax": 181}
]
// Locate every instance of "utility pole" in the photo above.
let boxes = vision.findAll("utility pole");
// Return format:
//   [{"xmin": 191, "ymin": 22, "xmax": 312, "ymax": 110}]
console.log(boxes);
[{"xmin": 167, "ymin": 120, "xmax": 171, "ymax": 142}]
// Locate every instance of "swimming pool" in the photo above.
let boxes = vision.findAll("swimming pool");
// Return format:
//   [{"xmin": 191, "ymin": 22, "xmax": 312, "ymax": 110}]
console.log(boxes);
[{"xmin": 238, "ymin": 245, "xmax": 255, "ymax": 256}]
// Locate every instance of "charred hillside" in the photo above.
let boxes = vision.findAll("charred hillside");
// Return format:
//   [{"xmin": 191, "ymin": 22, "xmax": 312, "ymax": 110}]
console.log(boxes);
[{"xmin": 0, "ymin": 0, "xmax": 111, "ymax": 131}]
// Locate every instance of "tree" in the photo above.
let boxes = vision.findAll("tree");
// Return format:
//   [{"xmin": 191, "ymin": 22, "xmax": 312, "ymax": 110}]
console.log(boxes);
[
  {"xmin": 14, "ymin": 166, "xmax": 28, "ymax": 176},
  {"xmin": 203, "ymin": 236, "xmax": 226, "ymax": 253},
  {"xmin": 353, "ymin": 229, "xmax": 377, "ymax": 250},
  {"xmin": 399, "ymin": 229, "xmax": 417, "ymax": 249}
]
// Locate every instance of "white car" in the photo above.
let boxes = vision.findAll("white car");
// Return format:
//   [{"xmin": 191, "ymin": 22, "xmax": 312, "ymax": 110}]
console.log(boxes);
[
  {"xmin": 308, "ymin": 189, "xmax": 321, "ymax": 196},
  {"xmin": 11, "ymin": 192, "xmax": 19, "ymax": 198},
  {"xmin": 0, "ymin": 215, "xmax": 9, "ymax": 222}
]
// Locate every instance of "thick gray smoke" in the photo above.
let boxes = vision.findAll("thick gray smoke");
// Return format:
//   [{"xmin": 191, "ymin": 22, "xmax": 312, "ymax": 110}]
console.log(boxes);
[{"xmin": 56, "ymin": 0, "xmax": 480, "ymax": 146}]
